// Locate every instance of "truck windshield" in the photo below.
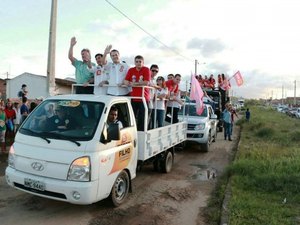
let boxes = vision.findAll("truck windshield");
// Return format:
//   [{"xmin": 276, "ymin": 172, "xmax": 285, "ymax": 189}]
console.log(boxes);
[
  {"xmin": 179, "ymin": 104, "xmax": 207, "ymax": 117},
  {"xmin": 19, "ymin": 99, "xmax": 104, "ymax": 141}
]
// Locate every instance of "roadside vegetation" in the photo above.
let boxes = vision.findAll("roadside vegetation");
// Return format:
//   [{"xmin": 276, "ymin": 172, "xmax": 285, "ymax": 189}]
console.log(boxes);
[{"xmin": 205, "ymin": 103, "xmax": 300, "ymax": 225}]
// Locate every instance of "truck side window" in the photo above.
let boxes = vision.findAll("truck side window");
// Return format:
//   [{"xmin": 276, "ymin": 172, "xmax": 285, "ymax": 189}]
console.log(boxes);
[{"xmin": 112, "ymin": 103, "xmax": 131, "ymax": 128}]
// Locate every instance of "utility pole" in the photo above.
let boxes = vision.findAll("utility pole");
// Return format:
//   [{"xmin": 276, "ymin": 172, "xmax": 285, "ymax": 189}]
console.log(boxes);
[
  {"xmin": 195, "ymin": 59, "xmax": 198, "ymax": 76},
  {"xmin": 294, "ymin": 80, "xmax": 296, "ymax": 105},
  {"xmin": 281, "ymin": 84, "xmax": 284, "ymax": 105},
  {"xmin": 47, "ymin": 0, "xmax": 57, "ymax": 96}
]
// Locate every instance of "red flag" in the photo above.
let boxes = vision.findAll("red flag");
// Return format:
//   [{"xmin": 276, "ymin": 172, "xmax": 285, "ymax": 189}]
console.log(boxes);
[
  {"xmin": 233, "ymin": 70, "xmax": 243, "ymax": 86},
  {"xmin": 190, "ymin": 75, "xmax": 204, "ymax": 115}
]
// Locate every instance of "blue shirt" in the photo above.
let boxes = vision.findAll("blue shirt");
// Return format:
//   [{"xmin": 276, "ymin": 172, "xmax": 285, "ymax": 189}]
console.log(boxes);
[{"xmin": 223, "ymin": 109, "xmax": 232, "ymax": 123}]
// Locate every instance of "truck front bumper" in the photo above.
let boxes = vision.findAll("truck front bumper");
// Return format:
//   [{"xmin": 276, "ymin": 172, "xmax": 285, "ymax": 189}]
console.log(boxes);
[{"xmin": 5, "ymin": 167, "xmax": 100, "ymax": 205}]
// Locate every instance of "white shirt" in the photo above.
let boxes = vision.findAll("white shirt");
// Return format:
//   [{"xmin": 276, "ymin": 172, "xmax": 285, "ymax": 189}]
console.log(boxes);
[
  {"xmin": 88, "ymin": 65, "xmax": 108, "ymax": 95},
  {"xmin": 153, "ymin": 88, "xmax": 168, "ymax": 110},
  {"xmin": 166, "ymin": 91, "xmax": 182, "ymax": 109},
  {"xmin": 148, "ymin": 77, "xmax": 156, "ymax": 109},
  {"xmin": 106, "ymin": 62, "xmax": 130, "ymax": 96}
]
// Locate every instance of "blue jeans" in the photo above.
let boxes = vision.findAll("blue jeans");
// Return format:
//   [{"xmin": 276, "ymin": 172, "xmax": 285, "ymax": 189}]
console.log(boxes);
[
  {"xmin": 131, "ymin": 101, "xmax": 150, "ymax": 131},
  {"xmin": 151, "ymin": 109, "xmax": 165, "ymax": 128},
  {"xmin": 224, "ymin": 122, "xmax": 232, "ymax": 140}
]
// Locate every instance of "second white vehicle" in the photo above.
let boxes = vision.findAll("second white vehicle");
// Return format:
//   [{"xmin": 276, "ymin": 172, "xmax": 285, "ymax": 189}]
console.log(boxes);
[{"xmin": 179, "ymin": 102, "xmax": 218, "ymax": 152}]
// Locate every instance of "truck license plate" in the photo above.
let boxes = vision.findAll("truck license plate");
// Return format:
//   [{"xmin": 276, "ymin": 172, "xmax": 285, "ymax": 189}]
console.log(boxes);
[{"xmin": 24, "ymin": 178, "xmax": 45, "ymax": 191}]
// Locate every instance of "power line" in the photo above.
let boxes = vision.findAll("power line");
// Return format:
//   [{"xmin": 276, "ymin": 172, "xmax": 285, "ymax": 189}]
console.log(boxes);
[{"xmin": 104, "ymin": 0, "xmax": 193, "ymax": 62}]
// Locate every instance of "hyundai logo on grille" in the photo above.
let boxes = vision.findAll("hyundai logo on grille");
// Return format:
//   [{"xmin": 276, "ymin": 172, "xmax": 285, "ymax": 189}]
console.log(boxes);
[{"xmin": 31, "ymin": 162, "xmax": 44, "ymax": 171}]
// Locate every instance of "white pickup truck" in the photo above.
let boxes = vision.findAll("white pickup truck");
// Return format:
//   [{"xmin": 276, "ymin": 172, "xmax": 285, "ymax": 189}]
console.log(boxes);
[
  {"xmin": 5, "ymin": 94, "xmax": 187, "ymax": 206},
  {"xmin": 179, "ymin": 102, "xmax": 218, "ymax": 152}
]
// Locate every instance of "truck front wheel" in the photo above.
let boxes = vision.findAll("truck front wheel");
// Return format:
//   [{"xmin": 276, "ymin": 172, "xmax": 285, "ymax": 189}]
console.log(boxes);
[{"xmin": 110, "ymin": 170, "xmax": 130, "ymax": 207}]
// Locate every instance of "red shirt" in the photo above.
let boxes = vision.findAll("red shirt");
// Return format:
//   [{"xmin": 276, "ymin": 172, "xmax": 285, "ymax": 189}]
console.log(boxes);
[
  {"xmin": 4, "ymin": 108, "xmax": 16, "ymax": 120},
  {"xmin": 165, "ymin": 79, "xmax": 179, "ymax": 94},
  {"xmin": 125, "ymin": 66, "xmax": 151, "ymax": 101}
]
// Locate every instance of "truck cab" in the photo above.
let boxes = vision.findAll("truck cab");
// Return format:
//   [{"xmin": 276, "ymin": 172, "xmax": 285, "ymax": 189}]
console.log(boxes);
[{"xmin": 6, "ymin": 94, "xmax": 187, "ymax": 206}]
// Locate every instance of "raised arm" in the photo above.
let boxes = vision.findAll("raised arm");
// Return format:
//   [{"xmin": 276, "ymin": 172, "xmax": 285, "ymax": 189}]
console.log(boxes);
[
  {"xmin": 68, "ymin": 37, "xmax": 77, "ymax": 64},
  {"xmin": 102, "ymin": 45, "xmax": 112, "ymax": 65}
]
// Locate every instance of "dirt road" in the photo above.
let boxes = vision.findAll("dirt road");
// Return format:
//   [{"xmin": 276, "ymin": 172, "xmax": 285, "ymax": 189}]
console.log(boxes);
[{"xmin": 0, "ymin": 126, "xmax": 238, "ymax": 225}]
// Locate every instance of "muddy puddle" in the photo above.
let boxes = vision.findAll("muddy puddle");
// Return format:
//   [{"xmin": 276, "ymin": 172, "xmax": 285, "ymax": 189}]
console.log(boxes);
[{"xmin": 189, "ymin": 164, "xmax": 217, "ymax": 181}]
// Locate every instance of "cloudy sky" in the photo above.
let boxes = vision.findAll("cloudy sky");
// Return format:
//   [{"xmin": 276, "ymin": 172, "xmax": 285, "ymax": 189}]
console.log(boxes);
[{"xmin": 1, "ymin": 0, "xmax": 299, "ymax": 99}]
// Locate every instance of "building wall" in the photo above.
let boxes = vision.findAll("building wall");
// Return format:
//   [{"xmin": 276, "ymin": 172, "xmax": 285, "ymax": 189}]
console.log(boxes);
[
  {"xmin": 7, "ymin": 73, "xmax": 48, "ymax": 99},
  {"xmin": 6, "ymin": 73, "xmax": 74, "ymax": 99},
  {"xmin": 0, "ymin": 79, "xmax": 6, "ymax": 100}
]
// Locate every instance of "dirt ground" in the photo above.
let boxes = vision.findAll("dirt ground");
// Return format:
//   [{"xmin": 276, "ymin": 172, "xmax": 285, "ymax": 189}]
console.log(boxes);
[{"xmin": 0, "ymin": 126, "xmax": 239, "ymax": 225}]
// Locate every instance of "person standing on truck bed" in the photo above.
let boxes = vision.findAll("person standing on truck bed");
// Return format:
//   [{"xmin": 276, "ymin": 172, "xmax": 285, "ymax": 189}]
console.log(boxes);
[
  {"xmin": 68, "ymin": 37, "xmax": 95, "ymax": 94},
  {"xmin": 151, "ymin": 76, "xmax": 168, "ymax": 128},
  {"xmin": 87, "ymin": 53, "xmax": 108, "ymax": 95},
  {"xmin": 165, "ymin": 74, "xmax": 183, "ymax": 124},
  {"xmin": 148, "ymin": 64, "xmax": 161, "ymax": 129},
  {"xmin": 124, "ymin": 55, "xmax": 151, "ymax": 131},
  {"xmin": 102, "ymin": 45, "xmax": 130, "ymax": 96}
]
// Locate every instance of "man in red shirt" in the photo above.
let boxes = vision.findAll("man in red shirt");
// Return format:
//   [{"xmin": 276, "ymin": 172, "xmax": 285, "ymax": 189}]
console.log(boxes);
[
  {"xmin": 124, "ymin": 55, "xmax": 151, "ymax": 131},
  {"xmin": 165, "ymin": 74, "xmax": 182, "ymax": 123}
]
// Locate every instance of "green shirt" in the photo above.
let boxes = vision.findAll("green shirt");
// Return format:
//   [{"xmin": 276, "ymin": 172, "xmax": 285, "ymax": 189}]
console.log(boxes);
[
  {"xmin": 73, "ymin": 59, "xmax": 95, "ymax": 84},
  {"xmin": 0, "ymin": 112, "xmax": 6, "ymax": 131}
]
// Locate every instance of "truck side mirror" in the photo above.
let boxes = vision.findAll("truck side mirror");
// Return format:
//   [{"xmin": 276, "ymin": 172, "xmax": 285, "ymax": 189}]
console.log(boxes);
[{"xmin": 100, "ymin": 123, "xmax": 120, "ymax": 143}]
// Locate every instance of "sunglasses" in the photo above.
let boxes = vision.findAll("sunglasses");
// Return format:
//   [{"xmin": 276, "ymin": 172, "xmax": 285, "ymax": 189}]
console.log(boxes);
[{"xmin": 151, "ymin": 70, "xmax": 158, "ymax": 73}]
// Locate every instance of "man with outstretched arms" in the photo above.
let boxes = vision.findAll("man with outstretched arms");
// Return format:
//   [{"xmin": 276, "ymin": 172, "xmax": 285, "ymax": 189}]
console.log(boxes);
[{"xmin": 102, "ymin": 45, "xmax": 129, "ymax": 96}]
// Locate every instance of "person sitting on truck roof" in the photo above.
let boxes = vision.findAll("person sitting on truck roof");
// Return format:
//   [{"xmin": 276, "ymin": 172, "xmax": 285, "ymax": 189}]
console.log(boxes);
[
  {"xmin": 207, "ymin": 74, "xmax": 216, "ymax": 89},
  {"xmin": 124, "ymin": 55, "xmax": 151, "ymax": 131},
  {"xmin": 197, "ymin": 75, "xmax": 204, "ymax": 87}
]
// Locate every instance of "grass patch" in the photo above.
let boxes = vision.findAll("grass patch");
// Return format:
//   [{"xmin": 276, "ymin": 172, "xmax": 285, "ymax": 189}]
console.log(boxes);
[{"xmin": 205, "ymin": 105, "xmax": 300, "ymax": 225}]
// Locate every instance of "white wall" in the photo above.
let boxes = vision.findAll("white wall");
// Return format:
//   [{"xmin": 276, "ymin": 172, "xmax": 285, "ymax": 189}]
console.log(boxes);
[{"xmin": 7, "ymin": 73, "xmax": 48, "ymax": 99}]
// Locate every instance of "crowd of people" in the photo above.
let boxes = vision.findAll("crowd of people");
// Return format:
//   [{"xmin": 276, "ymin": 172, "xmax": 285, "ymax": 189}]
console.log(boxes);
[
  {"xmin": 68, "ymin": 37, "xmax": 238, "ymax": 131},
  {"xmin": 195, "ymin": 73, "xmax": 230, "ymax": 91},
  {"xmin": 0, "ymin": 84, "xmax": 43, "ymax": 155},
  {"xmin": 0, "ymin": 37, "xmax": 240, "ymax": 155},
  {"xmin": 68, "ymin": 37, "xmax": 187, "ymax": 131}
]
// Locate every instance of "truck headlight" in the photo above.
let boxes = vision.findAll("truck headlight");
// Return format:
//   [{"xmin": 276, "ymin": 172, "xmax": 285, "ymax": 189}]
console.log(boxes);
[
  {"xmin": 194, "ymin": 123, "xmax": 205, "ymax": 130},
  {"xmin": 8, "ymin": 146, "xmax": 15, "ymax": 169},
  {"xmin": 67, "ymin": 156, "xmax": 91, "ymax": 182}
]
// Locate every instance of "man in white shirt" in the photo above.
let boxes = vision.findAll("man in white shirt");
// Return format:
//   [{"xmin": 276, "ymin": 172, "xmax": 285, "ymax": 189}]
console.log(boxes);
[
  {"xmin": 102, "ymin": 45, "xmax": 129, "ymax": 96},
  {"xmin": 88, "ymin": 53, "xmax": 108, "ymax": 95}
]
